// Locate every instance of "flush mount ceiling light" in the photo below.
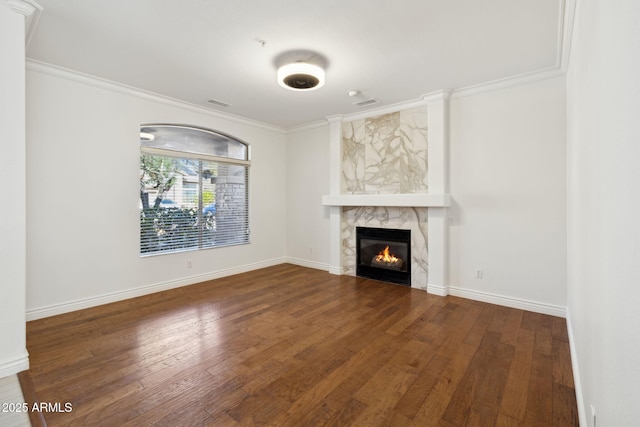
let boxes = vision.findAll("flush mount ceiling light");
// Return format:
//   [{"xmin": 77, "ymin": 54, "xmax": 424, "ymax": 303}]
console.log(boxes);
[
  {"xmin": 277, "ymin": 62, "xmax": 325, "ymax": 91},
  {"xmin": 140, "ymin": 132, "xmax": 154, "ymax": 141}
]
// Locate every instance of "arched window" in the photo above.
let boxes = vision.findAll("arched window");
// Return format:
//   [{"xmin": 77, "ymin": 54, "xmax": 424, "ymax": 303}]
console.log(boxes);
[{"xmin": 139, "ymin": 124, "xmax": 250, "ymax": 255}]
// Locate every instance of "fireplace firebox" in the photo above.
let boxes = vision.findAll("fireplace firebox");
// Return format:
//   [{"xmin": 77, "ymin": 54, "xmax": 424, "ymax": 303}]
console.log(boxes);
[{"xmin": 356, "ymin": 227, "xmax": 411, "ymax": 286}]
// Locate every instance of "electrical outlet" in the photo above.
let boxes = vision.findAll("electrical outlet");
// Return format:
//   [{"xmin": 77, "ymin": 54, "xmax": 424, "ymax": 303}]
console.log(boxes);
[{"xmin": 475, "ymin": 268, "xmax": 483, "ymax": 279}]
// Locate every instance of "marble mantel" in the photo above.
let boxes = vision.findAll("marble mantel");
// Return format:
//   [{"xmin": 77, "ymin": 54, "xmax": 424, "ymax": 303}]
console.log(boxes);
[
  {"xmin": 323, "ymin": 91, "xmax": 451, "ymax": 296},
  {"xmin": 322, "ymin": 193, "xmax": 450, "ymax": 207}
]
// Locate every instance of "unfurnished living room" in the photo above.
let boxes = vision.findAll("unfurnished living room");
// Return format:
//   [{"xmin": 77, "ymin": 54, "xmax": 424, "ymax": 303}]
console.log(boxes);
[{"xmin": 1, "ymin": 0, "xmax": 639, "ymax": 426}]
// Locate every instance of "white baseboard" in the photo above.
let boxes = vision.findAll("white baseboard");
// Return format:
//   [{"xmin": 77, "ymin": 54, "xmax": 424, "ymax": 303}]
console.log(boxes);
[
  {"xmin": 285, "ymin": 257, "xmax": 331, "ymax": 272},
  {"xmin": 566, "ymin": 310, "xmax": 587, "ymax": 427},
  {"xmin": 426, "ymin": 283, "xmax": 449, "ymax": 296},
  {"xmin": 26, "ymin": 257, "xmax": 287, "ymax": 321},
  {"xmin": 447, "ymin": 286, "xmax": 567, "ymax": 318},
  {"xmin": 0, "ymin": 353, "xmax": 29, "ymax": 379},
  {"xmin": 327, "ymin": 265, "xmax": 346, "ymax": 275}
]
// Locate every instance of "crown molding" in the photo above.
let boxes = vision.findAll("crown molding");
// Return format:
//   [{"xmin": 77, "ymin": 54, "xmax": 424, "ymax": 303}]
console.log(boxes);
[
  {"xmin": 290, "ymin": 66, "xmax": 563, "ymax": 132},
  {"xmin": 24, "ymin": 0, "xmax": 41, "ymax": 48},
  {"xmin": 285, "ymin": 115, "xmax": 338, "ymax": 134},
  {"xmin": 560, "ymin": 0, "xmax": 578, "ymax": 72},
  {"xmin": 19, "ymin": 0, "xmax": 575, "ymax": 134},
  {"xmin": 290, "ymin": 0, "xmax": 574, "ymax": 128},
  {"xmin": 5, "ymin": 0, "xmax": 42, "ymax": 48},
  {"xmin": 5, "ymin": 0, "xmax": 36, "ymax": 15},
  {"xmin": 286, "ymin": 120, "xmax": 329, "ymax": 134},
  {"xmin": 26, "ymin": 59, "xmax": 287, "ymax": 134},
  {"xmin": 289, "ymin": 67, "xmax": 559, "ymax": 131},
  {"xmin": 318, "ymin": 65, "xmax": 564, "ymax": 128},
  {"xmin": 421, "ymin": 89, "xmax": 452, "ymax": 103},
  {"xmin": 309, "ymin": 65, "xmax": 563, "ymax": 130},
  {"xmin": 28, "ymin": 58, "xmax": 567, "ymax": 135},
  {"xmin": 451, "ymin": 66, "xmax": 565, "ymax": 99},
  {"xmin": 554, "ymin": 0, "xmax": 566, "ymax": 69},
  {"xmin": 341, "ymin": 97, "xmax": 428, "ymax": 123},
  {"xmin": 324, "ymin": 114, "xmax": 344, "ymax": 123}
]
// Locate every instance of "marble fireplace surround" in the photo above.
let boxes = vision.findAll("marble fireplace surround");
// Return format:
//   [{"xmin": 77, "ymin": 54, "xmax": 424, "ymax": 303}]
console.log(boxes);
[{"xmin": 322, "ymin": 91, "xmax": 451, "ymax": 295}]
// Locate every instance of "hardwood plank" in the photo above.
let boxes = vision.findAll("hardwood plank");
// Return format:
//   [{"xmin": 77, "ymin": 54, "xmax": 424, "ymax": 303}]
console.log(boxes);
[
  {"xmin": 534, "ymin": 325, "xmax": 554, "ymax": 357},
  {"xmin": 436, "ymin": 304, "xmax": 484, "ymax": 357},
  {"xmin": 499, "ymin": 328, "xmax": 536, "ymax": 423},
  {"xmin": 464, "ymin": 304, "xmax": 495, "ymax": 347},
  {"xmin": 410, "ymin": 343, "xmax": 478, "ymax": 426},
  {"xmin": 44, "ymin": 380, "xmax": 144, "ymax": 426},
  {"xmin": 488, "ymin": 305, "xmax": 512, "ymax": 334},
  {"xmin": 440, "ymin": 331, "xmax": 514, "ymax": 426},
  {"xmin": 323, "ymin": 397, "xmax": 368, "ymax": 427},
  {"xmin": 202, "ymin": 379, "xmax": 249, "ymax": 422},
  {"xmin": 353, "ymin": 340, "xmax": 430, "ymax": 405},
  {"xmin": 17, "ymin": 371, "xmax": 47, "ymax": 427},
  {"xmin": 269, "ymin": 332, "xmax": 401, "ymax": 426},
  {"xmin": 262, "ymin": 344, "xmax": 355, "ymax": 403},
  {"xmin": 469, "ymin": 337, "xmax": 514, "ymax": 425},
  {"xmin": 23, "ymin": 264, "xmax": 578, "ymax": 426},
  {"xmin": 393, "ymin": 354, "xmax": 449, "ymax": 419},
  {"xmin": 393, "ymin": 304, "xmax": 482, "ymax": 420},
  {"xmin": 553, "ymin": 337, "xmax": 575, "ymax": 388},
  {"xmin": 553, "ymin": 382, "xmax": 580, "ymax": 426},
  {"xmin": 385, "ymin": 296, "xmax": 439, "ymax": 336},
  {"xmin": 525, "ymin": 355, "xmax": 554, "ymax": 425},
  {"xmin": 351, "ymin": 399, "xmax": 414, "ymax": 427},
  {"xmin": 317, "ymin": 333, "xmax": 409, "ymax": 415},
  {"xmin": 499, "ymin": 308, "xmax": 524, "ymax": 347},
  {"xmin": 495, "ymin": 412, "xmax": 523, "ymax": 427}
]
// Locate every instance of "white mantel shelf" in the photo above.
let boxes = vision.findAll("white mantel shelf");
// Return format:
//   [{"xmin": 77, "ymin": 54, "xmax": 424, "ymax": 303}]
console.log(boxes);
[{"xmin": 321, "ymin": 193, "xmax": 451, "ymax": 207}]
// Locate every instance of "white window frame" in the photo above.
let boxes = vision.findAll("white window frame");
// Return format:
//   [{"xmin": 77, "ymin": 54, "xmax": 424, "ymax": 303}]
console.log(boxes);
[{"xmin": 139, "ymin": 124, "xmax": 250, "ymax": 256}]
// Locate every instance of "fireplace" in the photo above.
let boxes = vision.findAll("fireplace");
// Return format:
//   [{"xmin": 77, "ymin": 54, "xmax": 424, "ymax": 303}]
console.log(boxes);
[{"xmin": 356, "ymin": 227, "xmax": 411, "ymax": 286}]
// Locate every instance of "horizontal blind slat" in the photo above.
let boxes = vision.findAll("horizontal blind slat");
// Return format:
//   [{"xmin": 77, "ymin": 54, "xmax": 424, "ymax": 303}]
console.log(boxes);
[{"xmin": 140, "ymin": 153, "xmax": 249, "ymax": 256}]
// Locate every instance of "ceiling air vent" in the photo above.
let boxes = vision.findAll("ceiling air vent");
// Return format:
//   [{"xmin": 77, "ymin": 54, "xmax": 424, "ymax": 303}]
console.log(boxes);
[
  {"xmin": 207, "ymin": 99, "xmax": 230, "ymax": 108},
  {"xmin": 354, "ymin": 98, "xmax": 379, "ymax": 107}
]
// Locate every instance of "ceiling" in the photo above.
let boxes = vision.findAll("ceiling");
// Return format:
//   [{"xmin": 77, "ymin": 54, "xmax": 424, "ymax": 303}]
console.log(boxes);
[{"xmin": 26, "ymin": 0, "xmax": 565, "ymax": 129}]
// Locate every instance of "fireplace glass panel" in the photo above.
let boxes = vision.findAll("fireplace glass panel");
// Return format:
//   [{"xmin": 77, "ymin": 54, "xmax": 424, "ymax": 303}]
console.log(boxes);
[
  {"xmin": 358, "ymin": 239, "xmax": 409, "ymax": 272},
  {"xmin": 356, "ymin": 227, "xmax": 411, "ymax": 286}
]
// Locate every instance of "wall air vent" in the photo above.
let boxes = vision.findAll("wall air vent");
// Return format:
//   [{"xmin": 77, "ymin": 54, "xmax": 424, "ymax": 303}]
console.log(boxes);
[
  {"xmin": 354, "ymin": 98, "xmax": 379, "ymax": 107},
  {"xmin": 207, "ymin": 99, "xmax": 231, "ymax": 108}
]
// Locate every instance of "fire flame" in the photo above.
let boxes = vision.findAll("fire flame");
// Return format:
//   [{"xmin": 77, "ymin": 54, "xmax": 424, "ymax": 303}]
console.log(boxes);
[{"xmin": 375, "ymin": 246, "xmax": 400, "ymax": 264}]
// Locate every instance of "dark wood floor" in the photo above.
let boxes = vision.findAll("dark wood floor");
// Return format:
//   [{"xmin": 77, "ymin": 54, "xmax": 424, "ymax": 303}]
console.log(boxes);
[{"xmin": 24, "ymin": 264, "xmax": 578, "ymax": 426}]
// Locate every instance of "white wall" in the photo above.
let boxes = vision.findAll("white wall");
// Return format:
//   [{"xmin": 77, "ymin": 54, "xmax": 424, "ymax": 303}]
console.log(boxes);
[
  {"xmin": 448, "ymin": 76, "xmax": 567, "ymax": 313},
  {"xmin": 0, "ymin": 4, "xmax": 29, "ymax": 377},
  {"xmin": 285, "ymin": 124, "xmax": 331, "ymax": 270},
  {"xmin": 567, "ymin": 0, "xmax": 640, "ymax": 425},
  {"xmin": 25, "ymin": 64, "xmax": 288, "ymax": 318}
]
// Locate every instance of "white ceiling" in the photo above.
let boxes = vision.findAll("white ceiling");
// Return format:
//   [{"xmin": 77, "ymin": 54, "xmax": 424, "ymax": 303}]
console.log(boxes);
[{"xmin": 26, "ymin": 0, "xmax": 565, "ymax": 129}]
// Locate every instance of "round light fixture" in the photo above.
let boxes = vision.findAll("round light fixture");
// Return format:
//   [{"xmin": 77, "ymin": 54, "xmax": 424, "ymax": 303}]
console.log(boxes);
[
  {"xmin": 140, "ymin": 132, "xmax": 155, "ymax": 141},
  {"xmin": 277, "ymin": 62, "xmax": 325, "ymax": 91}
]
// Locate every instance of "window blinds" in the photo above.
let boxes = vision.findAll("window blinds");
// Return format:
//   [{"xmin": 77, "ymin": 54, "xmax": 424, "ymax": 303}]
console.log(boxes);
[{"xmin": 139, "ymin": 125, "xmax": 250, "ymax": 256}]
